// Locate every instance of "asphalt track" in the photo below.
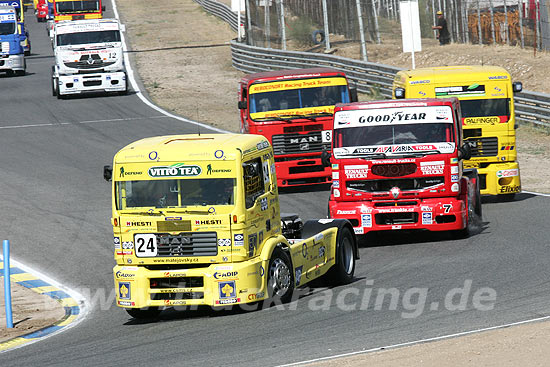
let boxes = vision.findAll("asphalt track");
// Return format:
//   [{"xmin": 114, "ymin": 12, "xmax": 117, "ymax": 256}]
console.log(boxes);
[{"xmin": 1, "ymin": 4, "xmax": 550, "ymax": 367}]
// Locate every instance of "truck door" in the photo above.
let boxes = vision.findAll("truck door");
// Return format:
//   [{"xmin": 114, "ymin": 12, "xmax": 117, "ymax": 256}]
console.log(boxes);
[{"xmin": 242, "ymin": 154, "xmax": 274, "ymax": 258}]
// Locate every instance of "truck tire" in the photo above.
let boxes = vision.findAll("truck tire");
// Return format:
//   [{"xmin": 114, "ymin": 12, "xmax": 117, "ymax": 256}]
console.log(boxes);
[
  {"xmin": 51, "ymin": 77, "xmax": 57, "ymax": 96},
  {"xmin": 454, "ymin": 174, "xmax": 481, "ymax": 239},
  {"xmin": 312, "ymin": 29, "xmax": 325, "ymax": 44},
  {"xmin": 328, "ymin": 226, "xmax": 355, "ymax": 284},
  {"xmin": 125, "ymin": 307, "xmax": 161, "ymax": 319},
  {"xmin": 266, "ymin": 247, "xmax": 294, "ymax": 303}
]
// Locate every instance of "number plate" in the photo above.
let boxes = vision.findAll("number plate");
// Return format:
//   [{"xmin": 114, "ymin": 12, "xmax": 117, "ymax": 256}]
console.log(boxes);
[
  {"xmin": 322, "ymin": 130, "xmax": 332, "ymax": 143},
  {"xmin": 134, "ymin": 234, "xmax": 157, "ymax": 257}
]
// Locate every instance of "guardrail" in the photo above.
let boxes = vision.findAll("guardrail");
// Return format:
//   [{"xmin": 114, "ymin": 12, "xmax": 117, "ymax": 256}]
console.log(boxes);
[{"xmin": 195, "ymin": 0, "xmax": 550, "ymax": 128}]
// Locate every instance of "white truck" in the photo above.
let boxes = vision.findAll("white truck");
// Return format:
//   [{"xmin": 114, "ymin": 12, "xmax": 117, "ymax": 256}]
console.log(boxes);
[{"xmin": 51, "ymin": 18, "xmax": 127, "ymax": 98}]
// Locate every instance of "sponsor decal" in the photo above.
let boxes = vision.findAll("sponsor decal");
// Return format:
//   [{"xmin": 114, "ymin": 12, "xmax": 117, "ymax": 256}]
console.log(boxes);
[
  {"xmin": 336, "ymin": 210, "xmax": 356, "ymax": 215},
  {"xmin": 391, "ymin": 225, "xmax": 402, "ymax": 230},
  {"xmin": 464, "ymin": 116, "xmax": 500, "ymax": 125},
  {"xmin": 302, "ymin": 243, "xmax": 308, "ymax": 257},
  {"xmin": 451, "ymin": 158, "xmax": 458, "ymax": 164},
  {"xmin": 501, "ymin": 145, "xmax": 515, "ymax": 151},
  {"xmin": 295, "ymin": 266, "xmax": 303, "ymax": 286},
  {"xmin": 333, "ymin": 180, "xmax": 340, "ymax": 188},
  {"xmin": 118, "ymin": 282, "xmax": 131, "ymax": 300},
  {"xmin": 218, "ymin": 281, "xmax": 236, "ymax": 299},
  {"xmin": 451, "ymin": 174, "xmax": 459, "ymax": 182},
  {"xmin": 451, "ymin": 183, "xmax": 459, "ymax": 192},
  {"xmin": 213, "ymin": 271, "xmax": 238, "ymax": 279},
  {"xmin": 115, "ymin": 271, "xmax": 134, "ymax": 279},
  {"xmin": 361, "ymin": 214, "xmax": 372, "ymax": 228},
  {"xmin": 500, "ymin": 185, "xmax": 520, "ymax": 193},
  {"xmin": 247, "ymin": 292, "xmax": 265, "ymax": 301},
  {"xmin": 360, "ymin": 205, "xmax": 372, "ymax": 213},
  {"xmin": 378, "ymin": 207, "xmax": 414, "ymax": 213},
  {"xmin": 233, "ymin": 234, "xmax": 244, "ymax": 246},
  {"xmin": 165, "ymin": 216, "xmax": 182, "ymax": 221},
  {"xmin": 118, "ymin": 301, "xmax": 134, "ymax": 306},
  {"xmin": 257, "ymin": 141, "xmax": 270, "ymax": 150},
  {"xmin": 126, "ymin": 221, "xmax": 152, "ymax": 227},
  {"xmin": 260, "ymin": 197, "xmax": 268, "ymax": 211},
  {"xmin": 248, "ymin": 233, "xmax": 258, "ymax": 257},
  {"xmin": 489, "ymin": 75, "xmax": 508, "ymax": 79},
  {"xmin": 206, "ymin": 164, "xmax": 232, "ymax": 175},
  {"xmin": 333, "ymin": 189, "xmax": 340, "ymax": 197},
  {"xmin": 422, "ymin": 212, "xmax": 433, "ymax": 225},
  {"xmin": 195, "ymin": 219, "xmax": 222, "ymax": 225},
  {"xmin": 319, "ymin": 246, "xmax": 326, "ymax": 258},
  {"xmin": 496, "ymin": 169, "xmax": 519, "ymax": 178},
  {"xmin": 332, "ymin": 164, "xmax": 339, "ymax": 169},
  {"xmin": 218, "ymin": 238, "xmax": 231, "ymax": 246},
  {"xmin": 410, "ymin": 79, "xmax": 430, "ymax": 84},
  {"xmin": 148, "ymin": 164, "xmax": 202, "ymax": 178},
  {"xmin": 114, "ymin": 237, "xmax": 121, "ymax": 250},
  {"xmin": 119, "ymin": 167, "xmax": 142, "ymax": 178},
  {"xmin": 420, "ymin": 161, "xmax": 445, "ymax": 175},
  {"xmin": 344, "ymin": 165, "xmax": 369, "ymax": 179},
  {"xmin": 421, "ymin": 206, "xmax": 432, "ymax": 211},
  {"xmin": 332, "ymin": 171, "xmax": 339, "ymax": 179},
  {"xmin": 354, "ymin": 227, "xmax": 364, "ymax": 234},
  {"xmin": 217, "ymin": 298, "xmax": 239, "ymax": 305},
  {"xmin": 451, "ymin": 166, "xmax": 459, "ymax": 174}
]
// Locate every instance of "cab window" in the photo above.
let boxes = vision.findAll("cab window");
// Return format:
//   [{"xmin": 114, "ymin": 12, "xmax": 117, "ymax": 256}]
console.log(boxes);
[{"xmin": 243, "ymin": 157, "xmax": 265, "ymax": 209}]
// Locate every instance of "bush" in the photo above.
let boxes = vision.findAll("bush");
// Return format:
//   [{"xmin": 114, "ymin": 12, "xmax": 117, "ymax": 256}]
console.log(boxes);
[{"xmin": 287, "ymin": 16, "xmax": 317, "ymax": 47}]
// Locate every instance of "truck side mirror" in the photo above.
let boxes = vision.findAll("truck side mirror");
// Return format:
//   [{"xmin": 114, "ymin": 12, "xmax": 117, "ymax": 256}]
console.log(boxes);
[
  {"xmin": 458, "ymin": 143, "xmax": 472, "ymax": 161},
  {"xmin": 349, "ymin": 87, "xmax": 358, "ymax": 103},
  {"xmin": 321, "ymin": 149, "xmax": 331, "ymax": 167},
  {"xmin": 104, "ymin": 165, "xmax": 113, "ymax": 181},
  {"xmin": 238, "ymin": 100, "xmax": 247, "ymax": 110},
  {"xmin": 512, "ymin": 82, "xmax": 522, "ymax": 93}
]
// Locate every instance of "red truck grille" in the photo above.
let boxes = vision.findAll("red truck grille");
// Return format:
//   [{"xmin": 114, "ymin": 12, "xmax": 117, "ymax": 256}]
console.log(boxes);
[
  {"xmin": 371, "ymin": 163, "xmax": 417, "ymax": 177},
  {"xmin": 272, "ymin": 131, "xmax": 328, "ymax": 155}
]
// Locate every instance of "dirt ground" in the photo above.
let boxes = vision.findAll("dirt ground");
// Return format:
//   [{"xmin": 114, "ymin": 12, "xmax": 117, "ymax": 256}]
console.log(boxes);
[{"xmin": 0, "ymin": 281, "xmax": 65, "ymax": 343}]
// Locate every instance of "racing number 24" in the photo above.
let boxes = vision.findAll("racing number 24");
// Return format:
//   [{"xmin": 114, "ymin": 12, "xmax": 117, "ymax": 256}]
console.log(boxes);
[{"xmin": 134, "ymin": 234, "xmax": 157, "ymax": 257}]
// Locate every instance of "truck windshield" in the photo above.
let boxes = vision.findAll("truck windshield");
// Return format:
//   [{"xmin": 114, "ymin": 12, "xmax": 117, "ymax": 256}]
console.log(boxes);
[
  {"xmin": 249, "ymin": 85, "xmax": 349, "ymax": 114},
  {"xmin": 0, "ymin": 22, "xmax": 15, "ymax": 35},
  {"xmin": 56, "ymin": 0, "xmax": 99, "ymax": 13},
  {"xmin": 460, "ymin": 98, "xmax": 509, "ymax": 119},
  {"xmin": 57, "ymin": 30, "xmax": 120, "ymax": 45},
  {"xmin": 334, "ymin": 123, "xmax": 454, "ymax": 148},
  {"xmin": 116, "ymin": 178, "xmax": 236, "ymax": 210}
]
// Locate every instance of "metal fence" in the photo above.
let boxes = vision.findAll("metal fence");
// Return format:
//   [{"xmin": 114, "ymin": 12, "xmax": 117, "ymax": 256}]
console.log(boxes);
[{"xmin": 194, "ymin": 0, "xmax": 550, "ymax": 128}]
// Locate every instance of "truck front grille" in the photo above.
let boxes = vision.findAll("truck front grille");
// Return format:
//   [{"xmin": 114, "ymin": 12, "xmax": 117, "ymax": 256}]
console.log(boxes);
[
  {"xmin": 156, "ymin": 232, "xmax": 217, "ymax": 257},
  {"xmin": 272, "ymin": 131, "xmax": 328, "ymax": 155},
  {"xmin": 466, "ymin": 137, "xmax": 498, "ymax": 157},
  {"xmin": 64, "ymin": 54, "xmax": 115, "ymax": 69},
  {"xmin": 347, "ymin": 177, "xmax": 444, "ymax": 192}
]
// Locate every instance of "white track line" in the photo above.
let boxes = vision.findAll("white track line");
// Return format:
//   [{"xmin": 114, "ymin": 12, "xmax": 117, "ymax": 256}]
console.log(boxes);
[
  {"xmin": 0, "ymin": 115, "xmax": 167, "ymax": 130},
  {"xmin": 110, "ymin": 0, "xmax": 230, "ymax": 134},
  {"xmin": 277, "ymin": 315, "xmax": 550, "ymax": 366},
  {"xmin": 0, "ymin": 256, "xmax": 89, "ymax": 353}
]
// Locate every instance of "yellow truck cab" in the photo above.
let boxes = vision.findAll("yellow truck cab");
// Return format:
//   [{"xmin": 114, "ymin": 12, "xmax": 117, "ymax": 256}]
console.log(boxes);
[
  {"xmin": 105, "ymin": 133, "xmax": 358, "ymax": 319},
  {"xmin": 393, "ymin": 65, "xmax": 523, "ymax": 197}
]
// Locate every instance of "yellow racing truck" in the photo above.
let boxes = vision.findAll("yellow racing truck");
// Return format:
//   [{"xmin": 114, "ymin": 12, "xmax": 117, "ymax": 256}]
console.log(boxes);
[
  {"xmin": 393, "ymin": 65, "xmax": 523, "ymax": 198},
  {"xmin": 104, "ymin": 133, "xmax": 358, "ymax": 319}
]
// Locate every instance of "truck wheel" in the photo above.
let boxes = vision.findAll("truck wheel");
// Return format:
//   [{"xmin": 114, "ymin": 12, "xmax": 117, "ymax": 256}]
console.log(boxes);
[
  {"xmin": 125, "ymin": 307, "xmax": 161, "ymax": 319},
  {"xmin": 328, "ymin": 226, "xmax": 355, "ymax": 285},
  {"xmin": 51, "ymin": 77, "xmax": 57, "ymax": 96},
  {"xmin": 266, "ymin": 247, "xmax": 294, "ymax": 303},
  {"xmin": 15, "ymin": 70, "xmax": 25, "ymax": 77},
  {"xmin": 454, "ymin": 178, "xmax": 481, "ymax": 239}
]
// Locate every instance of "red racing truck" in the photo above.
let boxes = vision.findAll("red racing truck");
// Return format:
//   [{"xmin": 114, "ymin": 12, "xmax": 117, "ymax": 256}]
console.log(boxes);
[
  {"xmin": 326, "ymin": 98, "xmax": 482, "ymax": 238},
  {"xmin": 238, "ymin": 67, "xmax": 357, "ymax": 187}
]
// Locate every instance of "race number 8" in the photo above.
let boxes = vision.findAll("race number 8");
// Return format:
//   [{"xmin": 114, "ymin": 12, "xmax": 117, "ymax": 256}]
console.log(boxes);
[
  {"xmin": 322, "ymin": 130, "xmax": 332, "ymax": 143},
  {"xmin": 134, "ymin": 234, "xmax": 157, "ymax": 257}
]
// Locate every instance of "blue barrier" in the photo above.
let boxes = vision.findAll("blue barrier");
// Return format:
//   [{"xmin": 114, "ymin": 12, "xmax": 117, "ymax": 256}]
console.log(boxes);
[{"xmin": 3, "ymin": 240, "xmax": 13, "ymax": 328}]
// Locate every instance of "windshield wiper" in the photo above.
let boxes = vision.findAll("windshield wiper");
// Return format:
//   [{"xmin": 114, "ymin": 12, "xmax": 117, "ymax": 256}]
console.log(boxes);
[
  {"xmin": 253, "ymin": 116, "xmax": 291, "ymax": 122},
  {"xmin": 275, "ymin": 114, "xmax": 318, "ymax": 122}
]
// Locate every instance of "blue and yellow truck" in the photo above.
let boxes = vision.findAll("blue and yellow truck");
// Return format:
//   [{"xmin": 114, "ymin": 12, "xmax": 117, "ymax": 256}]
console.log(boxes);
[{"xmin": 0, "ymin": 5, "xmax": 26, "ymax": 75}]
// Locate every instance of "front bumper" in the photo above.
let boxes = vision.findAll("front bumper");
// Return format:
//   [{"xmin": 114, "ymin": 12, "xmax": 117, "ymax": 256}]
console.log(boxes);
[
  {"xmin": 114, "ymin": 257, "xmax": 268, "ymax": 309},
  {"xmin": 58, "ymin": 71, "xmax": 126, "ymax": 95},
  {"xmin": 329, "ymin": 196, "xmax": 467, "ymax": 235},
  {"xmin": 475, "ymin": 161, "xmax": 521, "ymax": 195},
  {"xmin": 0, "ymin": 54, "xmax": 25, "ymax": 72}
]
